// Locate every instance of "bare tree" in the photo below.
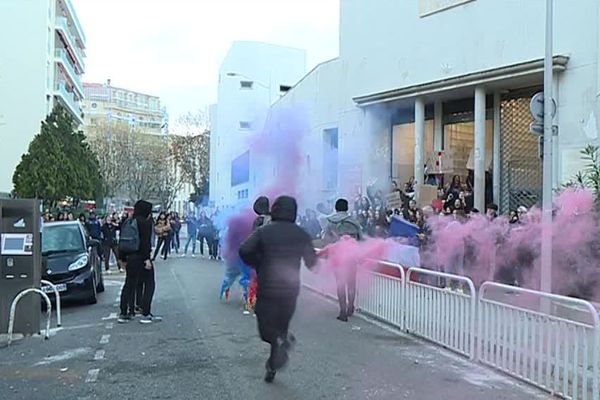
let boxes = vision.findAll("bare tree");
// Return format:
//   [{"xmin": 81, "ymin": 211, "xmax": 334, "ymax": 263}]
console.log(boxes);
[
  {"xmin": 171, "ymin": 110, "xmax": 211, "ymax": 195},
  {"xmin": 87, "ymin": 121, "xmax": 181, "ymax": 207}
]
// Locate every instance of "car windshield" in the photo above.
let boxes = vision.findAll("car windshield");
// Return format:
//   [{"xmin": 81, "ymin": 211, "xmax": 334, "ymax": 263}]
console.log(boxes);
[{"xmin": 42, "ymin": 224, "xmax": 85, "ymax": 254}]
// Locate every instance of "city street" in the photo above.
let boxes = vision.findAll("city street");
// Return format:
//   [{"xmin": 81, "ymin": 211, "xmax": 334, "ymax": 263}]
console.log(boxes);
[{"xmin": 0, "ymin": 256, "xmax": 547, "ymax": 400}]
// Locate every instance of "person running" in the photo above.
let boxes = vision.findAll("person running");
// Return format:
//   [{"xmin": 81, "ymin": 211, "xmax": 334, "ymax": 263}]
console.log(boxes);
[
  {"xmin": 239, "ymin": 195, "xmax": 318, "ymax": 383},
  {"xmin": 323, "ymin": 198, "xmax": 363, "ymax": 322},
  {"xmin": 101, "ymin": 215, "xmax": 121, "ymax": 273},
  {"xmin": 152, "ymin": 212, "xmax": 171, "ymax": 261},
  {"xmin": 118, "ymin": 200, "xmax": 162, "ymax": 324}
]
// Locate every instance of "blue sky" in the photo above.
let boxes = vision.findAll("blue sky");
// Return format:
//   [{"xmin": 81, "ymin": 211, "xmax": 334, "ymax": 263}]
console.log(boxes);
[{"xmin": 73, "ymin": 0, "xmax": 340, "ymax": 119}]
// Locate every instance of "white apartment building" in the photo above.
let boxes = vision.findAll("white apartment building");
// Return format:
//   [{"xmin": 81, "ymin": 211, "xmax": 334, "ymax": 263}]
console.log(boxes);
[
  {"xmin": 269, "ymin": 0, "xmax": 600, "ymax": 213},
  {"xmin": 82, "ymin": 81, "xmax": 164, "ymax": 135},
  {"xmin": 0, "ymin": 0, "xmax": 86, "ymax": 194},
  {"xmin": 209, "ymin": 41, "xmax": 307, "ymax": 207}
]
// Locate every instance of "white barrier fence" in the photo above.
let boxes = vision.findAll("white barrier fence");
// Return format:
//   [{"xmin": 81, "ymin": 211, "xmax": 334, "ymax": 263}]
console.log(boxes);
[
  {"xmin": 356, "ymin": 261, "xmax": 405, "ymax": 330},
  {"xmin": 478, "ymin": 282, "xmax": 600, "ymax": 400},
  {"xmin": 302, "ymin": 259, "xmax": 600, "ymax": 399},
  {"xmin": 406, "ymin": 268, "xmax": 476, "ymax": 359}
]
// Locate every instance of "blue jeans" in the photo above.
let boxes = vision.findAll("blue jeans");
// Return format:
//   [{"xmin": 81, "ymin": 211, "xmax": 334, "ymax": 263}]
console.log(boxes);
[{"xmin": 184, "ymin": 234, "xmax": 197, "ymax": 254}]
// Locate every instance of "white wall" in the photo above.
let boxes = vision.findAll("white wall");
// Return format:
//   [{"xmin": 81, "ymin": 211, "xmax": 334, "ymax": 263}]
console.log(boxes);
[
  {"xmin": 210, "ymin": 41, "xmax": 307, "ymax": 207},
  {"xmin": 340, "ymin": 0, "xmax": 600, "ymax": 183},
  {"xmin": 0, "ymin": 0, "xmax": 53, "ymax": 193}
]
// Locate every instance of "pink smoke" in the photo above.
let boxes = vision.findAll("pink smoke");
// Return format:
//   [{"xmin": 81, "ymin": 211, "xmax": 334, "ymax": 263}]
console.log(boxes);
[
  {"xmin": 248, "ymin": 107, "xmax": 307, "ymax": 202},
  {"xmin": 223, "ymin": 106, "xmax": 308, "ymax": 256},
  {"xmin": 318, "ymin": 237, "xmax": 392, "ymax": 273},
  {"xmin": 222, "ymin": 209, "xmax": 255, "ymax": 262},
  {"xmin": 423, "ymin": 188, "xmax": 600, "ymax": 301}
]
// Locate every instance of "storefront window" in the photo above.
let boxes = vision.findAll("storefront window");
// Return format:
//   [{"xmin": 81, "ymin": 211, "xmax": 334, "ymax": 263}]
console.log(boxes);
[{"xmin": 391, "ymin": 121, "xmax": 434, "ymax": 184}]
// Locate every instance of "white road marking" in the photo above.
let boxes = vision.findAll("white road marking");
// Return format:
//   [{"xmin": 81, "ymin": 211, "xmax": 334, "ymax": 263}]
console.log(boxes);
[
  {"xmin": 99, "ymin": 334, "xmax": 110, "ymax": 345},
  {"xmin": 105, "ymin": 323, "xmax": 114, "ymax": 330},
  {"xmin": 102, "ymin": 280, "xmax": 123, "ymax": 287},
  {"xmin": 113, "ymin": 303, "xmax": 119, "ymax": 308},
  {"xmin": 47, "ymin": 323, "xmax": 103, "ymax": 336},
  {"xmin": 102, "ymin": 313, "xmax": 117, "ymax": 320},
  {"xmin": 93, "ymin": 350, "xmax": 105, "ymax": 361},
  {"xmin": 114, "ymin": 296, "xmax": 120, "ymax": 302},
  {"xmin": 85, "ymin": 369, "xmax": 100, "ymax": 383},
  {"xmin": 33, "ymin": 347, "xmax": 91, "ymax": 366}
]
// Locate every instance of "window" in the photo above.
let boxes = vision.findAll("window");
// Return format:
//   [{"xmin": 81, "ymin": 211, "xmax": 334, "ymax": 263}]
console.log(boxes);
[
  {"xmin": 231, "ymin": 151, "xmax": 250, "ymax": 186},
  {"xmin": 239, "ymin": 121, "xmax": 251, "ymax": 130},
  {"xmin": 237, "ymin": 189, "xmax": 249, "ymax": 200},
  {"xmin": 91, "ymin": 102, "xmax": 97, "ymax": 109},
  {"xmin": 240, "ymin": 81, "xmax": 253, "ymax": 89}
]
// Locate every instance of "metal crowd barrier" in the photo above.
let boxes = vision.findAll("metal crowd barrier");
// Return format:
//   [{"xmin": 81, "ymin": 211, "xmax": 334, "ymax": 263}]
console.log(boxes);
[
  {"xmin": 7, "ymin": 288, "xmax": 52, "ymax": 345},
  {"xmin": 478, "ymin": 282, "xmax": 600, "ymax": 400},
  {"xmin": 405, "ymin": 268, "xmax": 477, "ymax": 359},
  {"xmin": 305, "ymin": 247, "xmax": 600, "ymax": 399},
  {"xmin": 356, "ymin": 260, "xmax": 405, "ymax": 330}
]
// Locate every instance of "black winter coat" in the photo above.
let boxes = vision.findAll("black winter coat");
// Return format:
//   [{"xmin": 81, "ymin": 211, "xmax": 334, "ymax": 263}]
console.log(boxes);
[{"xmin": 239, "ymin": 196, "xmax": 317, "ymax": 298}]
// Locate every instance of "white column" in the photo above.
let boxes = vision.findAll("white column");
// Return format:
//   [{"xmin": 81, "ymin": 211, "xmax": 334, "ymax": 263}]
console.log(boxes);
[
  {"xmin": 474, "ymin": 86, "xmax": 486, "ymax": 211},
  {"xmin": 493, "ymin": 92, "xmax": 501, "ymax": 206},
  {"xmin": 414, "ymin": 98, "xmax": 425, "ymax": 199},
  {"xmin": 434, "ymin": 100, "xmax": 443, "ymax": 150}
]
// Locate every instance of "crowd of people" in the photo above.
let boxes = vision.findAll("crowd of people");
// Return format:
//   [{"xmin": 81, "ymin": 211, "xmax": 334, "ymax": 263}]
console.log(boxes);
[{"xmin": 294, "ymin": 174, "xmax": 533, "ymax": 244}]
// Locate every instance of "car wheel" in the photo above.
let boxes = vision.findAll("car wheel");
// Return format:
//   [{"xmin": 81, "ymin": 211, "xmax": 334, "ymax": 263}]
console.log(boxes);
[{"xmin": 87, "ymin": 274, "xmax": 98, "ymax": 305}]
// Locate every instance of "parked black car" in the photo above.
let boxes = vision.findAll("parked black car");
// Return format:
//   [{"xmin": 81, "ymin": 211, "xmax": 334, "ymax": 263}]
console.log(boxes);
[{"xmin": 42, "ymin": 221, "xmax": 104, "ymax": 304}]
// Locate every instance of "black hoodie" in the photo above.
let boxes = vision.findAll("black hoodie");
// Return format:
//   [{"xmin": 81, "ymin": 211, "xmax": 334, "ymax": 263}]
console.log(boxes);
[
  {"xmin": 252, "ymin": 196, "xmax": 270, "ymax": 229},
  {"xmin": 131, "ymin": 200, "xmax": 153, "ymax": 261},
  {"xmin": 239, "ymin": 196, "xmax": 317, "ymax": 298}
]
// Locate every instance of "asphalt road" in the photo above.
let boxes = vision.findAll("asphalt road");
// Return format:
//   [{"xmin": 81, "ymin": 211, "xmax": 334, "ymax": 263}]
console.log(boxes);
[{"xmin": 0, "ymin": 255, "xmax": 548, "ymax": 400}]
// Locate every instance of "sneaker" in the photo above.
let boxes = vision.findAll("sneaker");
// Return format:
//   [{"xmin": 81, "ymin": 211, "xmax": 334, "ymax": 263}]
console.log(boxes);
[
  {"xmin": 140, "ymin": 315, "xmax": 153, "ymax": 324},
  {"xmin": 140, "ymin": 314, "xmax": 162, "ymax": 324},
  {"xmin": 337, "ymin": 313, "xmax": 348, "ymax": 322},
  {"xmin": 105, "ymin": 270, "xmax": 112, "ymax": 275},
  {"xmin": 191, "ymin": 254, "xmax": 196, "ymax": 258},
  {"xmin": 118, "ymin": 268, "xmax": 124, "ymax": 273},
  {"xmin": 117, "ymin": 314, "xmax": 132, "ymax": 323},
  {"xmin": 243, "ymin": 310, "xmax": 251, "ymax": 315},
  {"xmin": 264, "ymin": 363, "xmax": 276, "ymax": 383},
  {"xmin": 134, "ymin": 306, "xmax": 143, "ymax": 314},
  {"xmin": 149, "ymin": 314, "xmax": 163, "ymax": 322}
]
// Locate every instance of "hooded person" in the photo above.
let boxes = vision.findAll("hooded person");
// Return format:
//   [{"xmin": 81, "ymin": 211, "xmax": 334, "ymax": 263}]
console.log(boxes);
[
  {"xmin": 239, "ymin": 195, "xmax": 318, "ymax": 383},
  {"xmin": 118, "ymin": 200, "xmax": 162, "ymax": 324},
  {"xmin": 219, "ymin": 211, "xmax": 254, "ymax": 310},
  {"xmin": 243, "ymin": 196, "xmax": 271, "ymax": 313},
  {"xmin": 253, "ymin": 196, "xmax": 271, "ymax": 229},
  {"xmin": 323, "ymin": 198, "xmax": 363, "ymax": 322}
]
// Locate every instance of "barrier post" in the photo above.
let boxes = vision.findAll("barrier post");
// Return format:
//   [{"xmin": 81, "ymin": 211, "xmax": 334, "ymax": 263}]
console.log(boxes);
[
  {"xmin": 40, "ymin": 280, "xmax": 61, "ymax": 327},
  {"xmin": 8, "ymin": 288, "xmax": 51, "ymax": 345}
]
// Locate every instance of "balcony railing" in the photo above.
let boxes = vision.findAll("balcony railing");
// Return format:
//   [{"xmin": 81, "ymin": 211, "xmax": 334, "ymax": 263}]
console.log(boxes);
[
  {"xmin": 55, "ymin": 81, "xmax": 83, "ymax": 124},
  {"xmin": 55, "ymin": 49, "xmax": 83, "ymax": 96},
  {"xmin": 55, "ymin": 17, "xmax": 85, "ymax": 71}
]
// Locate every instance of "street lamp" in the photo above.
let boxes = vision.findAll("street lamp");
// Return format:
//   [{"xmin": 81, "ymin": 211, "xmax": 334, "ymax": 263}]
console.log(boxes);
[{"xmin": 225, "ymin": 72, "xmax": 272, "ymax": 104}]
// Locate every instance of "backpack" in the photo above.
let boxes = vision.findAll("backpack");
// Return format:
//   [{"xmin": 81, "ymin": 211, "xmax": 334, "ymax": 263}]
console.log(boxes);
[
  {"xmin": 118, "ymin": 218, "xmax": 140, "ymax": 255},
  {"xmin": 330, "ymin": 217, "xmax": 361, "ymax": 242},
  {"xmin": 254, "ymin": 215, "xmax": 271, "ymax": 230}
]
